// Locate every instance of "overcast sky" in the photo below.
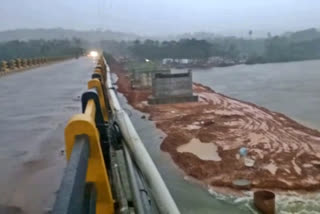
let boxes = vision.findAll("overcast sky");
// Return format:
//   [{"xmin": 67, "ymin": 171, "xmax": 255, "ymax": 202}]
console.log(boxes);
[{"xmin": 1, "ymin": 0, "xmax": 320, "ymax": 36}]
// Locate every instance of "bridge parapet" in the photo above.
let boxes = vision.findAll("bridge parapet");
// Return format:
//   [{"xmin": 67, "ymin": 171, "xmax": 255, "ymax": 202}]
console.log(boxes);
[
  {"xmin": 16, "ymin": 58, "xmax": 22, "ymax": 68},
  {"xmin": 26, "ymin": 58, "xmax": 32, "ymax": 66},
  {"xmin": 0, "ymin": 61, "xmax": 9, "ymax": 72},
  {"xmin": 31, "ymin": 58, "xmax": 37, "ymax": 65},
  {"xmin": 21, "ymin": 58, "xmax": 27, "ymax": 68},
  {"xmin": 0, "ymin": 55, "xmax": 76, "ymax": 77},
  {"xmin": 54, "ymin": 59, "xmax": 114, "ymax": 214},
  {"xmin": 9, "ymin": 59, "xmax": 16, "ymax": 70}
]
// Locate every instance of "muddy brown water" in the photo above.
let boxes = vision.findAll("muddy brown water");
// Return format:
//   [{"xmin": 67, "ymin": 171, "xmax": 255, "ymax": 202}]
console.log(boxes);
[
  {"xmin": 171, "ymin": 59, "xmax": 320, "ymax": 213},
  {"xmin": 190, "ymin": 59, "xmax": 320, "ymax": 129}
]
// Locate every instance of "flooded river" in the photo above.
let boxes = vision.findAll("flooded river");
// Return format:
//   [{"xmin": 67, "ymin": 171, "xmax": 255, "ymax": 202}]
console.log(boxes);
[
  {"xmin": 1, "ymin": 58, "xmax": 320, "ymax": 213},
  {"xmin": 191, "ymin": 60, "xmax": 320, "ymax": 214},
  {"xmin": 192, "ymin": 60, "xmax": 320, "ymax": 214},
  {"xmin": 136, "ymin": 59, "xmax": 320, "ymax": 214},
  {"xmin": 192, "ymin": 60, "xmax": 320, "ymax": 129}
]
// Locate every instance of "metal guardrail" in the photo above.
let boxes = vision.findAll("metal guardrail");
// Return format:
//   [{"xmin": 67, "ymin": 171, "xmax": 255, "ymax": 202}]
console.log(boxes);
[
  {"xmin": 53, "ymin": 55, "xmax": 180, "ymax": 214},
  {"xmin": 53, "ymin": 134, "xmax": 92, "ymax": 214},
  {"xmin": 54, "ymin": 63, "xmax": 114, "ymax": 213},
  {"xmin": 105, "ymin": 58, "xmax": 180, "ymax": 214}
]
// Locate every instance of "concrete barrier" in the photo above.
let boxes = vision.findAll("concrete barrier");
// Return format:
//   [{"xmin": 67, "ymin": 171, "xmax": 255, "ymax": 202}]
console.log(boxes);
[
  {"xmin": 148, "ymin": 71, "xmax": 198, "ymax": 104},
  {"xmin": 27, "ymin": 59, "xmax": 33, "ymax": 66},
  {"xmin": 16, "ymin": 58, "xmax": 22, "ymax": 69},
  {"xmin": 0, "ymin": 56, "xmax": 75, "ymax": 78},
  {"xmin": 0, "ymin": 61, "xmax": 9, "ymax": 73},
  {"xmin": 130, "ymin": 69, "xmax": 170, "ymax": 89},
  {"xmin": 23, "ymin": 59, "xmax": 28, "ymax": 67}
]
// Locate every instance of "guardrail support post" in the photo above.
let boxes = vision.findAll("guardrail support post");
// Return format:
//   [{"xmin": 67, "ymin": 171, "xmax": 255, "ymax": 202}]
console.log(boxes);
[
  {"xmin": 88, "ymin": 79, "xmax": 109, "ymax": 121},
  {"xmin": 65, "ymin": 100, "xmax": 114, "ymax": 214}
]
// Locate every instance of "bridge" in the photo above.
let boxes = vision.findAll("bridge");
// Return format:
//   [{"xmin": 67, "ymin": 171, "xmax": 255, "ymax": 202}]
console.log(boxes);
[{"xmin": 0, "ymin": 55, "xmax": 180, "ymax": 214}]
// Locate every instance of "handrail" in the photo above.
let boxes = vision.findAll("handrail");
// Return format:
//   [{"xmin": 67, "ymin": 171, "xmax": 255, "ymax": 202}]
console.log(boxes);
[
  {"xmin": 0, "ymin": 56, "xmax": 75, "ymax": 77},
  {"xmin": 54, "ymin": 76, "xmax": 114, "ymax": 214},
  {"xmin": 54, "ymin": 55, "xmax": 180, "ymax": 214},
  {"xmin": 53, "ymin": 134, "xmax": 91, "ymax": 214},
  {"xmin": 104, "ymin": 57, "xmax": 180, "ymax": 214}
]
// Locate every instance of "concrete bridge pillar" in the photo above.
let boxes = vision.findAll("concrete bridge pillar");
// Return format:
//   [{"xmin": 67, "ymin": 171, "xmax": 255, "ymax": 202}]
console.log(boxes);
[{"xmin": 148, "ymin": 71, "xmax": 198, "ymax": 104}]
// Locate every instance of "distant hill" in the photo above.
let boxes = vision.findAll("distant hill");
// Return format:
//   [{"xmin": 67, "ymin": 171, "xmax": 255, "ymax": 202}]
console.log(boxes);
[
  {"xmin": 284, "ymin": 28, "xmax": 320, "ymax": 42},
  {"xmin": 2, "ymin": 28, "xmax": 320, "ymax": 43},
  {"xmin": 0, "ymin": 28, "xmax": 141, "ymax": 42}
]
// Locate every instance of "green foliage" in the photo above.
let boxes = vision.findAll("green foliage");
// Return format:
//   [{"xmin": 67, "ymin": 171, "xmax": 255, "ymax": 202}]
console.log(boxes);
[
  {"xmin": 101, "ymin": 28, "xmax": 320, "ymax": 64},
  {"xmin": 100, "ymin": 40, "xmax": 131, "ymax": 57},
  {"xmin": 128, "ymin": 38, "xmax": 266, "ymax": 61},
  {"xmin": 288, "ymin": 28, "xmax": 320, "ymax": 42},
  {"xmin": 130, "ymin": 39, "xmax": 213, "ymax": 60},
  {"xmin": 0, "ymin": 38, "xmax": 84, "ymax": 61},
  {"xmin": 247, "ymin": 35, "xmax": 320, "ymax": 64}
]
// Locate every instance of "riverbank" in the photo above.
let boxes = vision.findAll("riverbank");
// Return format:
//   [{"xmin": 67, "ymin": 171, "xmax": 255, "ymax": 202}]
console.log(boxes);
[{"xmin": 110, "ymin": 61, "xmax": 320, "ymax": 192}]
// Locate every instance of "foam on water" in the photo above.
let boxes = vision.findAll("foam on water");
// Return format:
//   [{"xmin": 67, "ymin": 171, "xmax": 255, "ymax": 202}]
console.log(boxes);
[
  {"xmin": 208, "ymin": 187, "xmax": 320, "ymax": 213},
  {"xmin": 277, "ymin": 193, "xmax": 320, "ymax": 213}
]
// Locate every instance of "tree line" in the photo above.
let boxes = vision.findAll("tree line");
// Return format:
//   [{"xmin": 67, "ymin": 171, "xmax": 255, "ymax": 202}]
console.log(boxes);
[
  {"xmin": 127, "ymin": 34, "xmax": 320, "ymax": 64},
  {"xmin": 1, "ymin": 28, "xmax": 320, "ymax": 65},
  {"xmin": 247, "ymin": 36, "xmax": 320, "ymax": 64},
  {"xmin": 0, "ymin": 38, "xmax": 84, "ymax": 61},
  {"xmin": 129, "ymin": 39, "xmax": 240, "ymax": 60}
]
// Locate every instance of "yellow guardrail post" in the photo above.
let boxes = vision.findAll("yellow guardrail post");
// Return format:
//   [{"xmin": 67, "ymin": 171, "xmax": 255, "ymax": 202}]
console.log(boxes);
[
  {"xmin": 65, "ymin": 99, "xmax": 114, "ymax": 214},
  {"xmin": 94, "ymin": 66, "xmax": 106, "ymax": 83},
  {"xmin": 88, "ymin": 79, "xmax": 109, "ymax": 121}
]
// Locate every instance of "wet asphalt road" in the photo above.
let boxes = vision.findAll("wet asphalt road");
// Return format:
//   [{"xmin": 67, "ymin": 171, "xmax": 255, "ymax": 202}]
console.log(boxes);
[{"xmin": 0, "ymin": 57, "xmax": 95, "ymax": 214}]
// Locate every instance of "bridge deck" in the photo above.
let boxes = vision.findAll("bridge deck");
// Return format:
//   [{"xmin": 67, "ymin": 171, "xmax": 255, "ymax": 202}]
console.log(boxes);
[{"xmin": 0, "ymin": 58, "xmax": 95, "ymax": 214}]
